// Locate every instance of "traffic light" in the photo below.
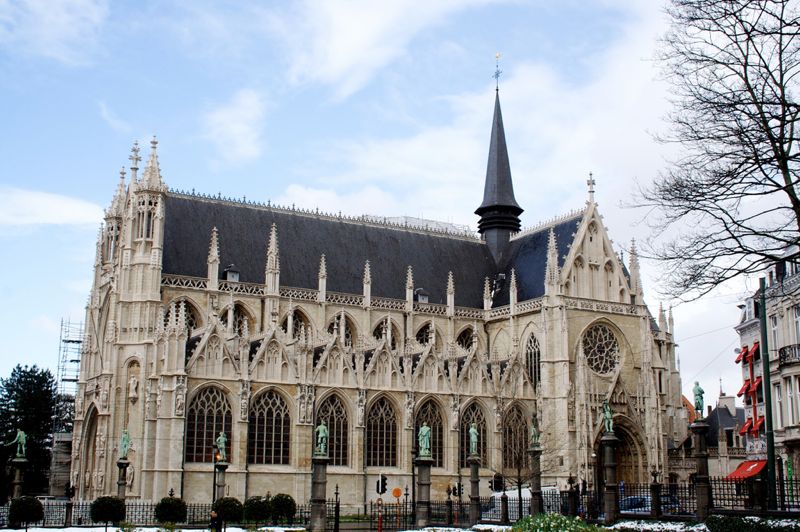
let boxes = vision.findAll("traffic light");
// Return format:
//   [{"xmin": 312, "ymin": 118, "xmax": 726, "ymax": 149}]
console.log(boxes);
[
  {"xmin": 379, "ymin": 474, "xmax": 388, "ymax": 494},
  {"xmin": 491, "ymin": 473, "xmax": 504, "ymax": 492}
]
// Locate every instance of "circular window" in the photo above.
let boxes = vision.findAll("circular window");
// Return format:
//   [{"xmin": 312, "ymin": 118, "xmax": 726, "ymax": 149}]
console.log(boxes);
[{"xmin": 582, "ymin": 324, "xmax": 620, "ymax": 375}]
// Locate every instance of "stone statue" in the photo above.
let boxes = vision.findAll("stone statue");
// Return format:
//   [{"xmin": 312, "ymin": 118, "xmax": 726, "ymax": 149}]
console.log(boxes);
[
  {"xmin": 693, "ymin": 381, "xmax": 705, "ymax": 417},
  {"xmin": 418, "ymin": 422, "xmax": 432, "ymax": 457},
  {"xmin": 529, "ymin": 415, "xmax": 540, "ymax": 448},
  {"xmin": 6, "ymin": 428, "xmax": 26, "ymax": 458},
  {"xmin": 602, "ymin": 400, "xmax": 613, "ymax": 433},
  {"xmin": 119, "ymin": 429, "xmax": 131, "ymax": 459},
  {"xmin": 315, "ymin": 420, "xmax": 329, "ymax": 456},
  {"xmin": 215, "ymin": 432, "xmax": 227, "ymax": 461},
  {"xmin": 469, "ymin": 422, "xmax": 479, "ymax": 455},
  {"xmin": 128, "ymin": 376, "xmax": 139, "ymax": 402}
]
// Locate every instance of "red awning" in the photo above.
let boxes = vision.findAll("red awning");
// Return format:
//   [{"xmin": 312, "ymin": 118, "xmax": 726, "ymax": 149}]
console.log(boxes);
[
  {"xmin": 737, "ymin": 380, "xmax": 751, "ymax": 397},
  {"xmin": 726, "ymin": 460, "xmax": 767, "ymax": 480},
  {"xmin": 739, "ymin": 418, "xmax": 753, "ymax": 435},
  {"xmin": 752, "ymin": 415, "xmax": 765, "ymax": 434},
  {"xmin": 749, "ymin": 376, "xmax": 763, "ymax": 394},
  {"xmin": 749, "ymin": 342, "xmax": 760, "ymax": 361},
  {"xmin": 736, "ymin": 345, "xmax": 748, "ymax": 364}
]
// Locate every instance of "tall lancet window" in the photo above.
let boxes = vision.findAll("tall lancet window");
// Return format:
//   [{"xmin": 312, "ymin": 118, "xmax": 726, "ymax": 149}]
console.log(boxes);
[
  {"xmin": 327, "ymin": 316, "xmax": 354, "ymax": 348},
  {"xmin": 317, "ymin": 395, "xmax": 349, "ymax": 466},
  {"xmin": 104, "ymin": 223, "xmax": 120, "ymax": 263},
  {"xmin": 415, "ymin": 399, "xmax": 444, "ymax": 467},
  {"xmin": 185, "ymin": 387, "xmax": 232, "ymax": 463},
  {"xmin": 459, "ymin": 402, "xmax": 487, "ymax": 467},
  {"xmin": 135, "ymin": 195, "xmax": 156, "ymax": 240},
  {"xmin": 525, "ymin": 334, "xmax": 542, "ymax": 387},
  {"xmin": 281, "ymin": 309, "xmax": 309, "ymax": 339},
  {"xmin": 502, "ymin": 405, "xmax": 528, "ymax": 469},
  {"xmin": 248, "ymin": 390, "xmax": 291, "ymax": 465},
  {"xmin": 366, "ymin": 397, "xmax": 398, "ymax": 467}
]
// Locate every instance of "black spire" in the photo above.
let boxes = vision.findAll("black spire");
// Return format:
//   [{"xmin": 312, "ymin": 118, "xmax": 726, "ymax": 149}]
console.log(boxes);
[{"xmin": 476, "ymin": 91, "xmax": 523, "ymax": 262}]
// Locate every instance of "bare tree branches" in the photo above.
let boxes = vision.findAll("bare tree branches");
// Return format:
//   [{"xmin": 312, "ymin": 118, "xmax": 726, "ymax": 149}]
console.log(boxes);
[{"xmin": 641, "ymin": 0, "xmax": 800, "ymax": 298}]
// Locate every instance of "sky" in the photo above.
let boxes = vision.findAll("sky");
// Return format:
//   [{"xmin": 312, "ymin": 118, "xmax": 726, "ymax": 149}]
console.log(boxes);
[{"xmin": 0, "ymin": 0, "xmax": 754, "ymax": 408}]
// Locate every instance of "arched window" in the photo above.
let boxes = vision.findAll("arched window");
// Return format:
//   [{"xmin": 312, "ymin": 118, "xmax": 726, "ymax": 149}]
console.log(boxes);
[
  {"xmin": 372, "ymin": 321, "xmax": 398, "ymax": 350},
  {"xmin": 317, "ymin": 395, "xmax": 349, "ymax": 466},
  {"xmin": 222, "ymin": 303, "xmax": 252, "ymax": 336},
  {"xmin": 415, "ymin": 400, "xmax": 444, "ymax": 467},
  {"xmin": 366, "ymin": 398, "xmax": 397, "ymax": 467},
  {"xmin": 281, "ymin": 309, "xmax": 309, "ymax": 339},
  {"xmin": 165, "ymin": 300, "xmax": 201, "ymax": 331},
  {"xmin": 416, "ymin": 323, "xmax": 433, "ymax": 345},
  {"xmin": 525, "ymin": 334, "xmax": 541, "ymax": 387},
  {"xmin": 460, "ymin": 402, "xmax": 487, "ymax": 467},
  {"xmin": 327, "ymin": 316, "xmax": 354, "ymax": 347},
  {"xmin": 185, "ymin": 387, "xmax": 232, "ymax": 463},
  {"xmin": 583, "ymin": 323, "xmax": 620, "ymax": 375},
  {"xmin": 248, "ymin": 390, "xmax": 291, "ymax": 464},
  {"xmin": 456, "ymin": 328, "xmax": 474, "ymax": 350},
  {"xmin": 502, "ymin": 405, "xmax": 528, "ymax": 469}
]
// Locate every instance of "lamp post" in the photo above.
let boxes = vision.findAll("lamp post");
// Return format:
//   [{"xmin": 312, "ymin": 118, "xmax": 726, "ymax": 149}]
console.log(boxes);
[
  {"xmin": 759, "ymin": 277, "xmax": 777, "ymax": 509},
  {"xmin": 411, "ymin": 444, "xmax": 417, "ymax": 523},
  {"xmin": 212, "ymin": 446, "xmax": 221, "ymax": 503}
]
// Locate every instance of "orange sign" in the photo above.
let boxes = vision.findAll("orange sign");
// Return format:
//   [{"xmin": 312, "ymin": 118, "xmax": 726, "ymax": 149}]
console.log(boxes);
[{"xmin": 392, "ymin": 487, "xmax": 402, "ymax": 499}]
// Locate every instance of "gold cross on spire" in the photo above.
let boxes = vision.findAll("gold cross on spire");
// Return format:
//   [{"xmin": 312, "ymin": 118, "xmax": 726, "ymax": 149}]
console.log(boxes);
[{"xmin": 494, "ymin": 52, "xmax": 503, "ymax": 90}]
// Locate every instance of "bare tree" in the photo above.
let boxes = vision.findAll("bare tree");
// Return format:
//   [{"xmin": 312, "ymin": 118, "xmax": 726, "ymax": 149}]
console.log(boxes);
[{"xmin": 641, "ymin": 0, "xmax": 800, "ymax": 298}]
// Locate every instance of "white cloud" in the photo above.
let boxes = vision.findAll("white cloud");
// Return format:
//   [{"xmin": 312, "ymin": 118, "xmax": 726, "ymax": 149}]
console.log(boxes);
[
  {"xmin": 201, "ymin": 88, "xmax": 266, "ymax": 164},
  {"xmin": 0, "ymin": 187, "xmax": 103, "ymax": 226},
  {"xmin": 98, "ymin": 101, "xmax": 131, "ymax": 133},
  {"xmin": 29, "ymin": 313, "xmax": 60, "ymax": 335},
  {"xmin": 0, "ymin": 0, "xmax": 108, "ymax": 65}
]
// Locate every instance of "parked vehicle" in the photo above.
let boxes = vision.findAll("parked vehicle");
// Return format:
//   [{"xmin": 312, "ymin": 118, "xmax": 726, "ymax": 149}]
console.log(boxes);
[{"xmin": 619, "ymin": 495, "xmax": 684, "ymax": 514}]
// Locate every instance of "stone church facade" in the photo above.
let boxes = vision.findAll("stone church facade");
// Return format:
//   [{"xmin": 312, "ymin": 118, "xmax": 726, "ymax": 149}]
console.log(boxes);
[{"xmin": 71, "ymin": 93, "xmax": 686, "ymax": 505}]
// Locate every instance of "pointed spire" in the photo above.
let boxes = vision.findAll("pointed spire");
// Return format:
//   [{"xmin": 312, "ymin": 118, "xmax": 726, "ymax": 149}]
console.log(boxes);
[
  {"xmin": 142, "ymin": 136, "xmax": 164, "ymax": 189},
  {"xmin": 629, "ymin": 238, "xmax": 643, "ymax": 300},
  {"xmin": 363, "ymin": 260, "xmax": 371, "ymax": 308},
  {"xmin": 446, "ymin": 271, "xmax": 455, "ymax": 316},
  {"xmin": 668, "ymin": 306, "xmax": 674, "ymax": 336},
  {"xmin": 319, "ymin": 254, "xmax": 327, "ymax": 279},
  {"xmin": 363, "ymin": 260, "xmax": 371, "ymax": 285},
  {"xmin": 475, "ymin": 91, "xmax": 523, "ymax": 262},
  {"xmin": 587, "ymin": 171, "xmax": 596, "ymax": 203},
  {"xmin": 405, "ymin": 265, "xmax": 414, "ymax": 310},
  {"xmin": 406, "ymin": 266, "xmax": 414, "ymax": 289},
  {"xmin": 509, "ymin": 268, "xmax": 518, "ymax": 308},
  {"xmin": 658, "ymin": 303, "xmax": 667, "ymax": 332},
  {"xmin": 108, "ymin": 167, "xmax": 127, "ymax": 218},
  {"xmin": 483, "ymin": 276, "xmax": 492, "ymax": 311},
  {"xmin": 129, "ymin": 141, "xmax": 141, "ymax": 182},
  {"xmin": 545, "ymin": 228, "xmax": 560, "ymax": 293},
  {"xmin": 265, "ymin": 223, "xmax": 280, "ymax": 295},
  {"xmin": 207, "ymin": 227, "xmax": 220, "ymax": 291},
  {"xmin": 447, "ymin": 271, "xmax": 454, "ymax": 295},
  {"xmin": 317, "ymin": 254, "xmax": 327, "ymax": 303}
]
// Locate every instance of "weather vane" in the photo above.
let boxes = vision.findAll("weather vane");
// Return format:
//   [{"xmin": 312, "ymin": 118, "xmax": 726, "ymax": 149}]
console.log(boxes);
[{"xmin": 494, "ymin": 52, "xmax": 503, "ymax": 90}]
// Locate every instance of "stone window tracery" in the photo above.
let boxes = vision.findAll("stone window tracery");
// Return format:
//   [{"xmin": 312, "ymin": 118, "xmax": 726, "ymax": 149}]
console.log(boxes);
[
  {"xmin": 366, "ymin": 397, "xmax": 397, "ymax": 467},
  {"xmin": 317, "ymin": 395, "xmax": 349, "ymax": 466},
  {"xmin": 459, "ymin": 402, "xmax": 487, "ymax": 467},
  {"xmin": 456, "ymin": 328, "xmax": 474, "ymax": 350},
  {"xmin": 221, "ymin": 304, "xmax": 252, "ymax": 336},
  {"xmin": 164, "ymin": 301, "xmax": 200, "ymax": 331},
  {"xmin": 185, "ymin": 387, "xmax": 231, "ymax": 463},
  {"xmin": 372, "ymin": 322, "xmax": 398, "ymax": 350},
  {"xmin": 247, "ymin": 390, "xmax": 290, "ymax": 465},
  {"xmin": 502, "ymin": 405, "xmax": 528, "ymax": 469},
  {"xmin": 135, "ymin": 195, "xmax": 156, "ymax": 240},
  {"xmin": 525, "ymin": 334, "xmax": 542, "ymax": 387},
  {"xmin": 582, "ymin": 323, "xmax": 620, "ymax": 375},
  {"xmin": 327, "ymin": 316, "xmax": 354, "ymax": 348},
  {"xmin": 281, "ymin": 310, "xmax": 309, "ymax": 339},
  {"xmin": 415, "ymin": 400, "xmax": 444, "ymax": 467},
  {"xmin": 416, "ymin": 323, "xmax": 433, "ymax": 345}
]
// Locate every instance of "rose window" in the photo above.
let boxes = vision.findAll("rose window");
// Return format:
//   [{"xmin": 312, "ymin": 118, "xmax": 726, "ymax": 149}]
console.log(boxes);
[{"xmin": 582, "ymin": 324, "xmax": 620, "ymax": 375}]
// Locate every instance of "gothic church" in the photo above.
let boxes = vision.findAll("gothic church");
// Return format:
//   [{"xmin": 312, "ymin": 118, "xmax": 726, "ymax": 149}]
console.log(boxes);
[{"xmin": 72, "ymin": 92, "xmax": 685, "ymax": 505}]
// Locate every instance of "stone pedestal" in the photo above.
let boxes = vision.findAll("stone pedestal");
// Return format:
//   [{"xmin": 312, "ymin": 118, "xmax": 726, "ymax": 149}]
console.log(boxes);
[
  {"xmin": 415, "ymin": 456, "xmax": 434, "ymax": 528},
  {"xmin": 116, "ymin": 459, "xmax": 130, "ymax": 499},
  {"xmin": 11, "ymin": 457, "xmax": 28, "ymax": 499},
  {"xmin": 467, "ymin": 454, "xmax": 481, "ymax": 525},
  {"xmin": 215, "ymin": 461, "xmax": 229, "ymax": 502},
  {"xmin": 528, "ymin": 445, "xmax": 543, "ymax": 515},
  {"xmin": 310, "ymin": 456, "xmax": 329, "ymax": 532},
  {"xmin": 601, "ymin": 432, "xmax": 619, "ymax": 525},
  {"xmin": 650, "ymin": 481, "xmax": 662, "ymax": 518},
  {"xmin": 690, "ymin": 420, "xmax": 711, "ymax": 521}
]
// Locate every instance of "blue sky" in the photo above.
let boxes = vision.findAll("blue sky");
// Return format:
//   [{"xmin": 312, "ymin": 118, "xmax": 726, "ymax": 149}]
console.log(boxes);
[{"xmin": 0, "ymin": 0, "xmax": 749, "ymax": 406}]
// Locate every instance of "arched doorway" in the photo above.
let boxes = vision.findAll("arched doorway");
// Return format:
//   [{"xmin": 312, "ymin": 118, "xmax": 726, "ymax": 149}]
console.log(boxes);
[
  {"xmin": 79, "ymin": 407, "xmax": 99, "ymax": 499},
  {"xmin": 594, "ymin": 420, "xmax": 648, "ymax": 486}
]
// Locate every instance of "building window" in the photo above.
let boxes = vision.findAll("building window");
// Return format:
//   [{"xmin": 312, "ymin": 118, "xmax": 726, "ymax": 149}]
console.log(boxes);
[
  {"xmin": 135, "ymin": 196, "xmax": 156, "ymax": 240},
  {"xmin": 775, "ymin": 384, "xmax": 784, "ymax": 429},
  {"xmin": 771, "ymin": 315, "xmax": 779, "ymax": 352},
  {"xmin": 502, "ymin": 406, "xmax": 528, "ymax": 470},
  {"xmin": 327, "ymin": 316, "xmax": 354, "ymax": 348},
  {"xmin": 372, "ymin": 321, "xmax": 398, "ymax": 350},
  {"xmin": 789, "ymin": 378, "xmax": 797, "ymax": 426},
  {"xmin": 317, "ymin": 395, "xmax": 349, "ymax": 466},
  {"xmin": 460, "ymin": 402, "xmax": 487, "ymax": 468},
  {"xmin": 281, "ymin": 309, "xmax": 309, "ymax": 339},
  {"xmin": 416, "ymin": 323, "xmax": 434, "ymax": 346},
  {"xmin": 185, "ymin": 387, "xmax": 232, "ymax": 463},
  {"xmin": 222, "ymin": 303, "xmax": 252, "ymax": 336},
  {"xmin": 366, "ymin": 398, "xmax": 397, "ymax": 467},
  {"xmin": 247, "ymin": 390, "xmax": 290, "ymax": 464},
  {"xmin": 164, "ymin": 300, "xmax": 200, "ymax": 331},
  {"xmin": 456, "ymin": 328, "xmax": 474, "ymax": 350},
  {"xmin": 725, "ymin": 429, "xmax": 734, "ymax": 448},
  {"xmin": 525, "ymin": 334, "xmax": 542, "ymax": 387},
  {"xmin": 794, "ymin": 306, "xmax": 800, "ymax": 343},
  {"xmin": 415, "ymin": 399, "xmax": 444, "ymax": 467},
  {"xmin": 582, "ymin": 323, "xmax": 620, "ymax": 375}
]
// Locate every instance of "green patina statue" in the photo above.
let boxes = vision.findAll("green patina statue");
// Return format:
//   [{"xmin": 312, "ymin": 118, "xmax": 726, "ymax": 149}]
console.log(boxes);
[{"xmin": 7, "ymin": 429, "xmax": 26, "ymax": 458}]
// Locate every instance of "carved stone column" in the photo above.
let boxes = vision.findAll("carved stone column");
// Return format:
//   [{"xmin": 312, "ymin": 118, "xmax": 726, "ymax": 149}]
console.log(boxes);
[
  {"xmin": 116, "ymin": 459, "xmax": 130, "ymax": 499},
  {"xmin": 415, "ymin": 456, "xmax": 434, "ymax": 527},
  {"xmin": 468, "ymin": 454, "xmax": 481, "ymax": 525},
  {"xmin": 11, "ymin": 457, "xmax": 28, "ymax": 499},
  {"xmin": 691, "ymin": 420, "xmax": 711, "ymax": 521},
  {"xmin": 529, "ymin": 444, "xmax": 543, "ymax": 515},
  {"xmin": 601, "ymin": 432, "xmax": 619, "ymax": 525},
  {"xmin": 310, "ymin": 456, "xmax": 329, "ymax": 532},
  {"xmin": 214, "ymin": 461, "xmax": 229, "ymax": 502}
]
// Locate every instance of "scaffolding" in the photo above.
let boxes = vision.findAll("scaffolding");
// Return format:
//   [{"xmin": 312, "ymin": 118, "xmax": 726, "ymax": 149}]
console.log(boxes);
[{"xmin": 56, "ymin": 318, "xmax": 83, "ymax": 398}]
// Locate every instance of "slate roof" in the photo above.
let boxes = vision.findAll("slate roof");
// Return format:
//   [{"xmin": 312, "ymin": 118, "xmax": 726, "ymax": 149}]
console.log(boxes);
[
  {"xmin": 705, "ymin": 401, "xmax": 746, "ymax": 447},
  {"xmin": 492, "ymin": 213, "xmax": 583, "ymax": 305},
  {"xmin": 475, "ymin": 92, "xmax": 522, "ymax": 216},
  {"xmin": 162, "ymin": 194, "xmax": 497, "ymax": 308}
]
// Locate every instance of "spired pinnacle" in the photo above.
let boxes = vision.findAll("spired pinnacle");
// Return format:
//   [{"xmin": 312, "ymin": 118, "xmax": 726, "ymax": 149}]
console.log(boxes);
[{"xmin": 587, "ymin": 172, "xmax": 596, "ymax": 203}]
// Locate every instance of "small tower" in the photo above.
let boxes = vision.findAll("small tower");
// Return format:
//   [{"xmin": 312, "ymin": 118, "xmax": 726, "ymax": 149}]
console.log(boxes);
[
  {"xmin": 475, "ymin": 91, "xmax": 523, "ymax": 263},
  {"xmin": 317, "ymin": 254, "xmax": 327, "ymax": 303},
  {"xmin": 545, "ymin": 228, "xmax": 560, "ymax": 296},
  {"xmin": 207, "ymin": 227, "xmax": 220, "ymax": 291},
  {"xmin": 363, "ymin": 260, "xmax": 371, "ymax": 308},
  {"xmin": 629, "ymin": 239, "xmax": 643, "ymax": 304}
]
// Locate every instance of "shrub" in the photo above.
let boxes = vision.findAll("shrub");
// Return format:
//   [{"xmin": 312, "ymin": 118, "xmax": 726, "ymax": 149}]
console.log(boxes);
[
  {"xmin": 155, "ymin": 496, "xmax": 188, "ymax": 524},
  {"xmin": 8, "ymin": 496, "xmax": 44, "ymax": 530},
  {"xmin": 270, "ymin": 493, "xmax": 297, "ymax": 524},
  {"xmin": 90, "ymin": 496, "xmax": 126, "ymax": 532},
  {"xmin": 213, "ymin": 496, "xmax": 244, "ymax": 525},
  {"xmin": 512, "ymin": 513, "xmax": 601, "ymax": 532},
  {"xmin": 243, "ymin": 496, "xmax": 270, "ymax": 524}
]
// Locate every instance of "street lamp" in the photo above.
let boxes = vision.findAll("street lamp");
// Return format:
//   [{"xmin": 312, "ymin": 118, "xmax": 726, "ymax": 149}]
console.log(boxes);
[{"xmin": 212, "ymin": 446, "xmax": 221, "ymax": 503}]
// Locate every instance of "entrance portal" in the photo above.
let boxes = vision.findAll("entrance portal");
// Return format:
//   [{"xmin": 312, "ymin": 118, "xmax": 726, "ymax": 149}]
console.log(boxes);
[{"xmin": 594, "ymin": 424, "xmax": 647, "ymax": 486}]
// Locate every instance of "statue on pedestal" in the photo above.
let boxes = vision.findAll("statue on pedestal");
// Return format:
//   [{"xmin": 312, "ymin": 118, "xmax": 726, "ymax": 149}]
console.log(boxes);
[
  {"xmin": 6, "ymin": 428, "xmax": 27, "ymax": 458},
  {"xmin": 693, "ymin": 381, "xmax": 705, "ymax": 418},
  {"xmin": 215, "ymin": 432, "xmax": 227, "ymax": 461},
  {"xmin": 468, "ymin": 422, "xmax": 479, "ymax": 455},
  {"xmin": 119, "ymin": 429, "xmax": 131, "ymax": 459},
  {"xmin": 315, "ymin": 420, "xmax": 328, "ymax": 456},
  {"xmin": 602, "ymin": 400, "xmax": 613, "ymax": 433},
  {"xmin": 529, "ymin": 414, "xmax": 540, "ymax": 448},
  {"xmin": 418, "ymin": 422, "xmax": 432, "ymax": 457}
]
